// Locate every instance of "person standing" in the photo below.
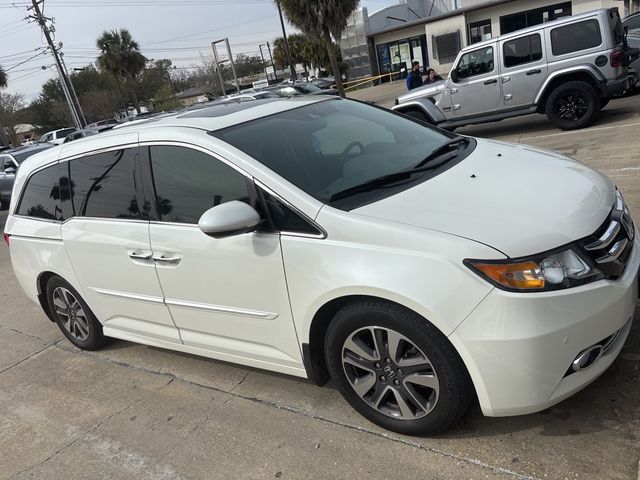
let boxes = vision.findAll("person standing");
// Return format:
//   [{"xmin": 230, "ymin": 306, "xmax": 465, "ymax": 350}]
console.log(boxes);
[
  {"xmin": 406, "ymin": 61, "xmax": 423, "ymax": 91},
  {"xmin": 425, "ymin": 68, "xmax": 443, "ymax": 84}
]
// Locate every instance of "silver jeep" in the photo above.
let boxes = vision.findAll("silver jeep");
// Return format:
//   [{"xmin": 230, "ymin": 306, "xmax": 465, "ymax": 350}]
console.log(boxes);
[{"xmin": 393, "ymin": 8, "xmax": 638, "ymax": 131}]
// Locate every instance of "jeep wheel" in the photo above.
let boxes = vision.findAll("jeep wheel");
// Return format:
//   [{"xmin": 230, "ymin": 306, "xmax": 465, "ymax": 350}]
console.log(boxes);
[
  {"xmin": 546, "ymin": 81, "xmax": 600, "ymax": 130},
  {"xmin": 325, "ymin": 301, "xmax": 474, "ymax": 436}
]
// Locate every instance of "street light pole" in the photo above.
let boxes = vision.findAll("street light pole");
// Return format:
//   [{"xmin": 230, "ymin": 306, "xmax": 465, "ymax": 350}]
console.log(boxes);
[{"xmin": 275, "ymin": 0, "xmax": 296, "ymax": 81}]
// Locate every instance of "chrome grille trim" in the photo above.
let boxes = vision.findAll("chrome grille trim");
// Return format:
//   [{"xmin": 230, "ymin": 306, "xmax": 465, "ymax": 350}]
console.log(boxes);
[
  {"xmin": 596, "ymin": 238, "xmax": 628, "ymax": 263},
  {"xmin": 584, "ymin": 220, "xmax": 620, "ymax": 251}
]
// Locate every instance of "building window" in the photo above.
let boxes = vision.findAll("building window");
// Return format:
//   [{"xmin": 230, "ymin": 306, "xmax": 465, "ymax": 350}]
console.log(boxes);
[
  {"xmin": 500, "ymin": 2, "xmax": 572, "ymax": 35},
  {"xmin": 468, "ymin": 19, "xmax": 492, "ymax": 44},
  {"xmin": 432, "ymin": 31, "xmax": 460, "ymax": 64},
  {"xmin": 503, "ymin": 33, "xmax": 543, "ymax": 68}
]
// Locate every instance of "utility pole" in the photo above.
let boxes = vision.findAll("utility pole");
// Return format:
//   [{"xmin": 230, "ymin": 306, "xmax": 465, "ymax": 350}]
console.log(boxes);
[
  {"xmin": 211, "ymin": 38, "xmax": 240, "ymax": 96},
  {"xmin": 27, "ymin": 0, "xmax": 84, "ymax": 129},
  {"xmin": 60, "ymin": 53, "xmax": 86, "ymax": 126},
  {"xmin": 259, "ymin": 44, "xmax": 268, "ymax": 79},
  {"xmin": 266, "ymin": 42, "xmax": 277, "ymax": 81},
  {"xmin": 275, "ymin": 0, "xmax": 296, "ymax": 81}
]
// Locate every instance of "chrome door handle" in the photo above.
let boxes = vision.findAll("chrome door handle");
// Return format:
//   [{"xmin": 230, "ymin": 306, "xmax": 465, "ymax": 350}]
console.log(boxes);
[
  {"xmin": 526, "ymin": 69, "xmax": 542, "ymax": 75},
  {"xmin": 128, "ymin": 250, "xmax": 153, "ymax": 261},
  {"xmin": 152, "ymin": 253, "xmax": 182, "ymax": 266},
  {"xmin": 484, "ymin": 79, "xmax": 497, "ymax": 85},
  {"xmin": 450, "ymin": 87, "xmax": 458, "ymax": 93},
  {"xmin": 502, "ymin": 76, "xmax": 511, "ymax": 83}
]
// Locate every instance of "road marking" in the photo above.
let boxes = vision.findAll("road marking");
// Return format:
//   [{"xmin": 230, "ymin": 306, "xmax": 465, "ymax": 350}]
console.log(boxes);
[
  {"xmin": 516, "ymin": 121, "xmax": 640, "ymax": 141},
  {"xmin": 604, "ymin": 167, "xmax": 640, "ymax": 173}
]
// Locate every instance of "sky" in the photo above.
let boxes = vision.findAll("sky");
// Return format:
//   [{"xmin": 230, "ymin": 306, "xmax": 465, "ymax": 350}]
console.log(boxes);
[{"xmin": 0, "ymin": 0, "xmax": 397, "ymax": 101}]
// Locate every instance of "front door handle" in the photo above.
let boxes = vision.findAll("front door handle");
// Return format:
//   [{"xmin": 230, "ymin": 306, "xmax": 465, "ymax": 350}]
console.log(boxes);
[
  {"xmin": 526, "ymin": 69, "xmax": 542, "ymax": 75},
  {"xmin": 484, "ymin": 79, "xmax": 497, "ymax": 85},
  {"xmin": 153, "ymin": 253, "xmax": 182, "ymax": 266}
]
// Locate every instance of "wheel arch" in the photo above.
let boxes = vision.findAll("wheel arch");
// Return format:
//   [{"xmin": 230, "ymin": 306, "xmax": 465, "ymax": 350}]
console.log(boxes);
[
  {"xmin": 392, "ymin": 98, "xmax": 446, "ymax": 124},
  {"xmin": 302, "ymin": 293, "xmax": 465, "ymax": 388},
  {"xmin": 535, "ymin": 68, "xmax": 604, "ymax": 113}
]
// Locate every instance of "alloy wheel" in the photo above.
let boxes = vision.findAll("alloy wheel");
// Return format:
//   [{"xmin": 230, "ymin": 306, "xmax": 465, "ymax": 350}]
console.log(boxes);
[
  {"xmin": 52, "ymin": 287, "xmax": 90, "ymax": 342},
  {"xmin": 341, "ymin": 326, "xmax": 439, "ymax": 420},
  {"xmin": 556, "ymin": 92, "xmax": 588, "ymax": 122}
]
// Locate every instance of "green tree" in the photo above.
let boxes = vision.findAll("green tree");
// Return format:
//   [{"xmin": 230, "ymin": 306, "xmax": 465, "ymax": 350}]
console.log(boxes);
[
  {"xmin": 96, "ymin": 29, "xmax": 147, "ymax": 114},
  {"xmin": 0, "ymin": 65, "xmax": 6, "ymax": 89},
  {"xmin": 276, "ymin": 0, "xmax": 359, "ymax": 97},
  {"xmin": 0, "ymin": 92, "xmax": 26, "ymax": 146}
]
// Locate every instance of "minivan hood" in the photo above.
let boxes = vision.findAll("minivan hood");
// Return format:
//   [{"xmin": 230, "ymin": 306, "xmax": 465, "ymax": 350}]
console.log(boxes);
[{"xmin": 353, "ymin": 138, "xmax": 615, "ymax": 258}]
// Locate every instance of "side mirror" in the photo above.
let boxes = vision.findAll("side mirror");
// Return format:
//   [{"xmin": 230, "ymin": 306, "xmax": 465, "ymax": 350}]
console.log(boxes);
[
  {"xmin": 198, "ymin": 201, "xmax": 261, "ymax": 238},
  {"xmin": 4, "ymin": 167, "xmax": 15, "ymax": 175},
  {"xmin": 450, "ymin": 69, "xmax": 459, "ymax": 83}
]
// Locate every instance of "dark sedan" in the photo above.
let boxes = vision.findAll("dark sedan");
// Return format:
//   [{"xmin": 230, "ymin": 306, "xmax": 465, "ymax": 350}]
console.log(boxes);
[{"xmin": 0, "ymin": 144, "xmax": 54, "ymax": 209}]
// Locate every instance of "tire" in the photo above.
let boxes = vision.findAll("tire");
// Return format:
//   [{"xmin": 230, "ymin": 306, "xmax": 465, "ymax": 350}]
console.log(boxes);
[
  {"xmin": 545, "ymin": 81, "xmax": 600, "ymax": 130},
  {"xmin": 325, "ymin": 301, "xmax": 474, "ymax": 436},
  {"xmin": 404, "ymin": 109, "xmax": 432, "ymax": 124},
  {"xmin": 46, "ymin": 276, "xmax": 106, "ymax": 350}
]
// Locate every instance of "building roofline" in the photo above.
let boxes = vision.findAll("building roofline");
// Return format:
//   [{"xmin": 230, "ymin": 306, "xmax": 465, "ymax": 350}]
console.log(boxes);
[{"xmin": 369, "ymin": 0, "xmax": 517, "ymax": 37}]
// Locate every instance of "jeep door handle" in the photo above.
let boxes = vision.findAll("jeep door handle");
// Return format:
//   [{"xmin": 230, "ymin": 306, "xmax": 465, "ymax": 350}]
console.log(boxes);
[
  {"xmin": 484, "ymin": 79, "xmax": 497, "ymax": 85},
  {"xmin": 526, "ymin": 69, "xmax": 542, "ymax": 75}
]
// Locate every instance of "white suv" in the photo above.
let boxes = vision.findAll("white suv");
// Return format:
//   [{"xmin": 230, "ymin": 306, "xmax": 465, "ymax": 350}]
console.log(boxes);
[
  {"xmin": 4, "ymin": 98, "xmax": 638, "ymax": 435},
  {"xmin": 38, "ymin": 128, "xmax": 78, "ymax": 145}
]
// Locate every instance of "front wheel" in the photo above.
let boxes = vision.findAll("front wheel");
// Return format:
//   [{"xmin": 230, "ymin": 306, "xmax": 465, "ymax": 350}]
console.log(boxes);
[
  {"xmin": 545, "ymin": 81, "xmax": 600, "ymax": 130},
  {"xmin": 325, "ymin": 301, "xmax": 473, "ymax": 435}
]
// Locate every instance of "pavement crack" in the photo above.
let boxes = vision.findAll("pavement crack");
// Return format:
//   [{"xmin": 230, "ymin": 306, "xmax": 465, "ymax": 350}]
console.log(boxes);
[
  {"xmin": 49, "ymin": 342, "xmax": 537, "ymax": 480},
  {"xmin": 9, "ymin": 376, "xmax": 174, "ymax": 479},
  {"xmin": 0, "ymin": 324, "xmax": 55, "ymax": 343},
  {"xmin": 0, "ymin": 344, "xmax": 53, "ymax": 376}
]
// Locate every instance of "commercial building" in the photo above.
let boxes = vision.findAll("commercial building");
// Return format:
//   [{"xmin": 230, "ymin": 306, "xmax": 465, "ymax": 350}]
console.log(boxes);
[{"xmin": 341, "ymin": 0, "xmax": 640, "ymax": 80}]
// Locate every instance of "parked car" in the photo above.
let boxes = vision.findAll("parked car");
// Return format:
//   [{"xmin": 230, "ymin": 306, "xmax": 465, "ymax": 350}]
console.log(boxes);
[
  {"xmin": 266, "ymin": 82, "xmax": 339, "ymax": 97},
  {"xmin": 38, "ymin": 128, "xmax": 77, "ymax": 145},
  {"xmin": 0, "ymin": 143, "xmax": 54, "ymax": 209},
  {"xmin": 4, "ymin": 97, "xmax": 637, "ymax": 435},
  {"xmin": 86, "ymin": 119, "xmax": 118, "ymax": 129},
  {"xmin": 394, "ymin": 8, "xmax": 638, "ymax": 130},
  {"xmin": 623, "ymin": 11, "xmax": 640, "ymax": 83},
  {"xmin": 310, "ymin": 77, "xmax": 336, "ymax": 89}
]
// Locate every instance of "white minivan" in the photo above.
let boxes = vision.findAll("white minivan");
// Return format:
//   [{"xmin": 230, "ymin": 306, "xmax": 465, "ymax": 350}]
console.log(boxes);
[{"xmin": 4, "ymin": 98, "xmax": 638, "ymax": 435}]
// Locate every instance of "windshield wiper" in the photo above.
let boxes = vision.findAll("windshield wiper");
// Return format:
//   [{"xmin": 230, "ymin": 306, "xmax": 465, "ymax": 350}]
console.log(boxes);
[
  {"xmin": 414, "ymin": 137, "xmax": 469, "ymax": 169},
  {"xmin": 329, "ymin": 137, "xmax": 469, "ymax": 202}
]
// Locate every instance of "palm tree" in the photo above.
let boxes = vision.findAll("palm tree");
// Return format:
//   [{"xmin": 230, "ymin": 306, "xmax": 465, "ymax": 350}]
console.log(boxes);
[
  {"xmin": 277, "ymin": 0, "xmax": 359, "ymax": 97},
  {"xmin": 0, "ymin": 65, "xmax": 7, "ymax": 89},
  {"xmin": 96, "ymin": 29, "xmax": 147, "ymax": 114}
]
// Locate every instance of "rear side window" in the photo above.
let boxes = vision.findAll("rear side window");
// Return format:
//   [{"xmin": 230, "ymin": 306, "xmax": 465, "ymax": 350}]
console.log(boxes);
[
  {"xmin": 17, "ymin": 163, "xmax": 70, "ymax": 221},
  {"xmin": 503, "ymin": 34, "xmax": 543, "ymax": 67},
  {"xmin": 551, "ymin": 20, "xmax": 602, "ymax": 56},
  {"xmin": 55, "ymin": 128, "xmax": 76, "ymax": 139},
  {"xmin": 149, "ymin": 146, "xmax": 250, "ymax": 224},
  {"xmin": 69, "ymin": 149, "xmax": 140, "ymax": 219}
]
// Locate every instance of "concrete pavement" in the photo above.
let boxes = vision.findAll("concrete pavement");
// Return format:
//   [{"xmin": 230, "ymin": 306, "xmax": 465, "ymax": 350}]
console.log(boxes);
[{"xmin": 1, "ymin": 94, "xmax": 640, "ymax": 479}]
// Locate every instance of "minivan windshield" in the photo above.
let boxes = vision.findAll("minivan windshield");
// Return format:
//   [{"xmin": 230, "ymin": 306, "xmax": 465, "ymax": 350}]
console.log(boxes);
[{"xmin": 215, "ymin": 99, "xmax": 469, "ymax": 207}]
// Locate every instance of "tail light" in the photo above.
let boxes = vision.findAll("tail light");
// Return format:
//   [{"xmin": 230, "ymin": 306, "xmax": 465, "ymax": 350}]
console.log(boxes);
[
  {"xmin": 610, "ymin": 50, "xmax": 623, "ymax": 68},
  {"xmin": 2, "ymin": 233, "xmax": 10, "ymax": 247}
]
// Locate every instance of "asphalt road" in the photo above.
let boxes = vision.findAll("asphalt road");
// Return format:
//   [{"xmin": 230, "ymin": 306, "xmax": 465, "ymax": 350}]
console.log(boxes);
[{"xmin": 1, "ymin": 95, "xmax": 640, "ymax": 480}]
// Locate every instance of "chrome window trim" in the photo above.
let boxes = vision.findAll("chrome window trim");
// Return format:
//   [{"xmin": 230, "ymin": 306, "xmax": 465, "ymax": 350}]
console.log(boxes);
[
  {"xmin": 58, "ymin": 142, "xmax": 140, "ymax": 164},
  {"xmin": 254, "ymin": 179, "xmax": 327, "ymax": 239},
  {"xmin": 10, "ymin": 214, "xmax": 62, "ymax": 225},
  {"xmin": 63, "ymin": 216, "xmax": 149, "ymax": 225}
]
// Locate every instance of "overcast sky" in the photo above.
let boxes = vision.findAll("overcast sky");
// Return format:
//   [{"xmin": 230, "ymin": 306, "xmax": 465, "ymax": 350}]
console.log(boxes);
[{"xmin": 0, "ymin": 0, "xmax": 397, "ymax": 100}]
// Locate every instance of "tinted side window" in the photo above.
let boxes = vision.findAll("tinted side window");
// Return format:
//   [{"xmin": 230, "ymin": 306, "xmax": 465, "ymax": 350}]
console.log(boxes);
[
  {"xmin": 17, "ymin": 163, "xmax": 70, "ymax": 221},
  {"xmin": 456, "ymin": 47, "xmax": 494, "ymax": 79},
  {"xmin": 551, "ymin": 20, "xmax": 602, "ymax": 56},
  {"xmin": 69, "ymin": 149, "xmax": 140, "ymax": 219},
  {"xmin": 625, "ymin": 15, "xmax": 640, "ymax": 35},
  {"xmin": 149, "ymin": 146, "xmax": 250, "ymax": 224},
  {"xmin": 503, "ymin": 34, "xmax": 542, "ymax": 67}
]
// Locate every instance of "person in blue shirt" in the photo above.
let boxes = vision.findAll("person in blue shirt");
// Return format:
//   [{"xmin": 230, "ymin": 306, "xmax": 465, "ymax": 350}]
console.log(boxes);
[{"xmin": 406, "ymin": 61, "xmax": 423, "ymax": 91}]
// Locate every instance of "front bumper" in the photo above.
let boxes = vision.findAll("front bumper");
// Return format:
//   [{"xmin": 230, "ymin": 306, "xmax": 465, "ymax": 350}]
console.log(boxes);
[{"xmin": 449, "ymin": 234, "xmax": 639, "ymax": 417}]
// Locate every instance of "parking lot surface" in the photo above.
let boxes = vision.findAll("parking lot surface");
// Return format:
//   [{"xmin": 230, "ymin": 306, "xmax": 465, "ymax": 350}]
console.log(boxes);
[{"xmin": 1, "ymin": 94, "xmax": 639, "ymax": 480}]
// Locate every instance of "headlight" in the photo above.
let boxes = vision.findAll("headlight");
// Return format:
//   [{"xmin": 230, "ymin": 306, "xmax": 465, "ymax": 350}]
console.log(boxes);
[{"xmin": 465, "ymin": 248, "xmax": 602, "ymax": 292}]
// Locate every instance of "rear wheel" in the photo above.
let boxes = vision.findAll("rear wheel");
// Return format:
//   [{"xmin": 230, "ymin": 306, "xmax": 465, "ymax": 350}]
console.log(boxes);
[
  {"xmin": 46, "ymin": 276, "xmax": 105, "ymax": 350},
  {"xmin": 546, "ymin": 81, "xmax": 600, "ymax": 130},
  {"xmin": 325, "ymin": 301, "xmax": 473, "ymax": 435}
]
